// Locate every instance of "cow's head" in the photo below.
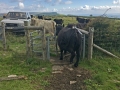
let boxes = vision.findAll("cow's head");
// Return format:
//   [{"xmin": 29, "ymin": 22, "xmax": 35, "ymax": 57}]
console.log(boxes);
[{"xmin": 31, "ymin": 18, "xmax": 37, "ymax": 26}]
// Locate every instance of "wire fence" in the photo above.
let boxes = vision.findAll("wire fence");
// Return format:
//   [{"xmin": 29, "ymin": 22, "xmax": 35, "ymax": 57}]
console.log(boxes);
[{"xmin": 94, "ymin": 30, "xmax": 120, "ymax": 53}]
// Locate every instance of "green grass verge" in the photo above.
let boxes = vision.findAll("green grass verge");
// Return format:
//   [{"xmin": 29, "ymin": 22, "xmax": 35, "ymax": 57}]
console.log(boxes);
[
  {"xmin": 80, "ymin": 58, "xmax": 120, "ymax": 90},
  {"xmin": 0, "ymin": 34, "xmax": 52, "ymax": 90}
]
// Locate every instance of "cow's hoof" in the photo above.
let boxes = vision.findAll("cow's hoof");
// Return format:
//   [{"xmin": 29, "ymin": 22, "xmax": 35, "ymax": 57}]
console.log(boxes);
[
  {"xmin": 74, "ymin": 63, "xmax": 78, "ymax": 67},
  {"xmin": 60, "ymin": 58, "xmax": 63, "ymax": 60}
]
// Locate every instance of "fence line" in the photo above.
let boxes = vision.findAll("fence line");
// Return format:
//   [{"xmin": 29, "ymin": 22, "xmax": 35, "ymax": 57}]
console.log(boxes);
[
  {"xmin": 93, "ymin": 44, "xmax": 120, "ymax": 59},
  {"xmin": 75, "ymin": 27, "xmax": 94, "ymax": 60},
  {"xmin": 0, "ymin": 23, "xmax": 95, "ymax": 60},
  {"xmin": 1, "ymin": 21, "xmax": 119, "ymax": 60}
]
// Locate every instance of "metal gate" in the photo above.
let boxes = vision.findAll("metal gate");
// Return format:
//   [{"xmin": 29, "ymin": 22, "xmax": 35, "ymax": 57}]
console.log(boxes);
[{"xmin": 29, "ymin": 30, "xmax": 57, "ymax": 60}]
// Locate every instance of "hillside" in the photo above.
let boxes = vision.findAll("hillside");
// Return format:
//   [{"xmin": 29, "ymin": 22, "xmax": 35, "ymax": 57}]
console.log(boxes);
[
  {"xmin": 30, "ymin": 12, "xmax": 60, "ymax": 16},
  {"xmin": 0, "ymin": 12, "xmax": 60, "ymax": 17}
]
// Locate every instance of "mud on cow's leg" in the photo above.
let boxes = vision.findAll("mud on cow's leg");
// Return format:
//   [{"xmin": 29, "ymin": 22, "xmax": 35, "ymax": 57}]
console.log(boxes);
[
  {"xmin": 74, "ymin": 49, "xmax": 80, "ymax": 67},
  {"xmin": 60, "ymin": 49, "xmax": 63, "ymax": 60}
]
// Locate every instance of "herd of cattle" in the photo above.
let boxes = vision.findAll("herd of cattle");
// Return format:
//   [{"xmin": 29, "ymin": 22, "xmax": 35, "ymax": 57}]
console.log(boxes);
[
  {"xmin": 31, "ymin": 15, "xmax": 90, "ymax": 36},
  {"xmin": 31, "ymin": 15, "xmax": 90, "ymax": 67}
]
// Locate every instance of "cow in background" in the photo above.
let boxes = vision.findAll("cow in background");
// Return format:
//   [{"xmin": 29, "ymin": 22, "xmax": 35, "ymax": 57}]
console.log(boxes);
[
  {"xmin": 76, "ymin": 17, "xmax": 90, "ymax": 24},
  {"xmin": 76, "ymin": 17, "xmax": 90, "ymax": 29},
  {"xmin": 54, "ymin": 19, "xmax": 64, "ymax": 36},
  {"xmin": 54, "ymin": 19, "xmax": 64, "ymax": 25},
  {"xmin": 57, "ymin": 24, "xmax": 82, "ymax": 67},
  {"xmin": 31, "ymin": 18, "xmax": 56, "ymax": 36},
  {"xmin": 38, "ymin": 15, "xmax": 44, "ymax": 19}
]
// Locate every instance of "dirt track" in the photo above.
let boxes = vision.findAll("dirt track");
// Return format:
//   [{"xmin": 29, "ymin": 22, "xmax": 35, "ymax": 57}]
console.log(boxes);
[{"xmin": 44, "ymin": 58, "xmax": 91, "ymax": 90}]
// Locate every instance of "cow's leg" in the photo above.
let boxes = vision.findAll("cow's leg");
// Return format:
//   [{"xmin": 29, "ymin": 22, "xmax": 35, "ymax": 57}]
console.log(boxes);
[
  {"xmin": 69, "ymin": 51, "xmax": 75, "ymax": 64},
  {"xmin": 74, "ymin": 49, "xmax": 80, "ymax": 67},
  {"xmin": 64, "ymin": 50, "xmax": 67, "ymax": 55},
  {"xmin": 60, "ymin": 49, "xmax": 63, "ymax": 60}
]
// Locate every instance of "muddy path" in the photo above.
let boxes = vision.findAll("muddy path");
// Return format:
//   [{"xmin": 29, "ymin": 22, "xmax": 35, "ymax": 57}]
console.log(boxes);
[{"xmin": 44, "ymin": 57, "xmax": 91, "ymax": 90}]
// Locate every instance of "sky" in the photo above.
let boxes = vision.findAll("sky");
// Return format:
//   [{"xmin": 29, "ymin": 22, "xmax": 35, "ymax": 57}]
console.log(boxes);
[{"xmin": 0, "ymin": 0, "xmax": 120, "ymax": 16}]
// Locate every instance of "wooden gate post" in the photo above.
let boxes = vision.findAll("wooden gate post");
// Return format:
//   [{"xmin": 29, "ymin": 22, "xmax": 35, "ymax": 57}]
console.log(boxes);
[
  {"xmin": 24, "ymin": 21, "xmax": 30, "ymax": 57},
  {"xmin": 1, "ymin": 22, "xmax": 7, "ymax": 50},
  {"xmin": 42, "ymin": 27, "xmax": 46, "ymax": 60},
  {"xmin": 88, "ymin": 27, "xmax": 94, "ymax": 60},
  {"xmin": 82, "ymin": 34, "xmax": 85, "ymax": 59},
  {"xmin": 46, "ymin": 36, "xmax": 50, "ymax": 60}
]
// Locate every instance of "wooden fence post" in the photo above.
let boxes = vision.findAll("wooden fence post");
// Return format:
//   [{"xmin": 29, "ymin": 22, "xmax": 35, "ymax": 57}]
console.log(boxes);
[
  {"xmin": 46, "ymin": 36, "xmax": 50, "ymax": 60},
  {"xmin": 24, "ymin": 21, "xmax": 30, "ymax": 57},
  {"xmin": 1, "ymin": 22, "xmax": 7, "ymax": 50},
  {"xmin": 42, "ymin": 27, "xmax": 46, "ymax": 60},
  {"xmin": 82, "ymin": 34, "xmax": 85, "ymax": 59},
  {"xmin": 88, "ymin": 27, "xmax": 94, "ymax": 60}
]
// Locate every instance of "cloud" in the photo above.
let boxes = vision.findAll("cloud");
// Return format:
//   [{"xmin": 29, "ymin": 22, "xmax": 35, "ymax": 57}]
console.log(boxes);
[
  {"xmin": 44, "ymin": 0, "xmax": 52, "ymax": 2},
  {"xmin": 57, "ymin": 5, "xmax": 113, "ymax": 16},
  {"xmin": 10, "ymin": 0, "xmax": 24, "ymax": 2},
  {"xmin": 52, "ymin": 0, "xmax": 72, "ymax": 6},
  {"xmin": 53, "ymin": 0, "xmax": 62, "ymax": 5},
  {"xmin": 56, "ymin": 0, "xmax": 62, "ymax": 3},
  {"xmin": 1, "ymin": 0, "xmax": 120, "ymax": 16},
  {"xmin": 65, "ymin": 0, "xmax": 72, "ymax": 4},
  {"xmin": 113, "ymin": 0, "xmax": 120, "ymax": 4},
  {"xmin": 18, "ymin": 2, "xmax": 24, "ymax": 9},
  {"xmin": 81, "ymin": 5, "xmax": 90, "ymax": 10}
]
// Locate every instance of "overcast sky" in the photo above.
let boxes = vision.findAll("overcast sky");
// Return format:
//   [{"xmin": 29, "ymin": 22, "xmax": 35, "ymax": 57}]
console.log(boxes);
[{"xmin": 0, "ymin": 0, "xmax": 120, "ymax": 16}]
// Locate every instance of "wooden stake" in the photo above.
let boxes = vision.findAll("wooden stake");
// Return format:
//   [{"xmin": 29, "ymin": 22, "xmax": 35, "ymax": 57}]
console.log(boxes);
[{"xmin": 88, "ymin": 27, "xmax": 94, "ymax": 60}]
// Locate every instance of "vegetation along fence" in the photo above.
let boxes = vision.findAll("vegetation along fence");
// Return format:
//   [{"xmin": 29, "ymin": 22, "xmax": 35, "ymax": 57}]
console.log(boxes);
[{"xmin": 94, "ymin": 30, "xmax": 120, "ymax": 52}]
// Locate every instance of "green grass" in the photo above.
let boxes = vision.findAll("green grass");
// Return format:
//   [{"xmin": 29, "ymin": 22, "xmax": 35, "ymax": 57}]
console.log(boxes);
[
  {"xmin": 0, "ymin": 34, "xmax": 52, "ymax": 90},
  {"xmin": 80, "ymin": 58, "xmax": 120, "ymax": 90}
]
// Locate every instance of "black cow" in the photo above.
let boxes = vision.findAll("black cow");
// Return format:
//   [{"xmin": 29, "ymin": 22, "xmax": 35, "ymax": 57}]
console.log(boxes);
[
  {"xmin": 76, "ymin": 23, "xmax": 87, "ymax": 29},
  {"xmin": 76, "ymin": 17, "xmax": 85, "ymax": 23},
  {"xmin": 30, "ymin": 15, "xmax": 34, "ymax": 18},
  {"xmin": 67, "ymin": 23, "xmax": 86, "ymax": 29},
  {"xmin": 76, "ymin": 17, "xmax": 90, "ymax": 23},
  {"xmin": 56, "ymin": 24, "xmax": 64, "ymax": 36},
  {"xmin": 54, "ymin": 19, "xmax": 64, "ymax": 25},
  {"xmin": 38, "ymin": 15, "xmax": 44, "ymax": 19},
  {"xmin": 85, "ymin": 19, "xmax": 90, "ymax": 23},
  {"xmin": 57, "ymin": 24, "xmax": 82, "ymax": 67},
  {"xmin": 56, "ymin": 23, "xmax": 84, "ymax": 36}
]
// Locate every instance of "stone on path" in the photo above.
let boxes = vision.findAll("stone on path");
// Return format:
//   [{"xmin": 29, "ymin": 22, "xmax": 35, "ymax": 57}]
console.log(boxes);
[
  {"xmin": 52, "ymin": 71, "xmax": 63, "ymax": 74},
  {"xmin": 76, "ymin": 75, "xmax": 81, "ymax": 77},
  {"xmin": 70, "ymin": 81, "xmax": 77, "ymax": 85},
  {"xmin": 52, "ymin": 65, "xmax": 64, "ymax": 71}
]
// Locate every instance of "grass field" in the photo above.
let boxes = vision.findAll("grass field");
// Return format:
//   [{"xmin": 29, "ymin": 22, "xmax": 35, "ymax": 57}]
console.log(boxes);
[
  {"xmin": 80, "ymin": 58, "xmax": 120, "ymax": 90},
  {"xmin": 0, "ymin": 34, "xmax": 52, "ymax": 90},
  {"xmin": 0, "ymin": 16, "xmax": 120, "ymax": 90}
]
